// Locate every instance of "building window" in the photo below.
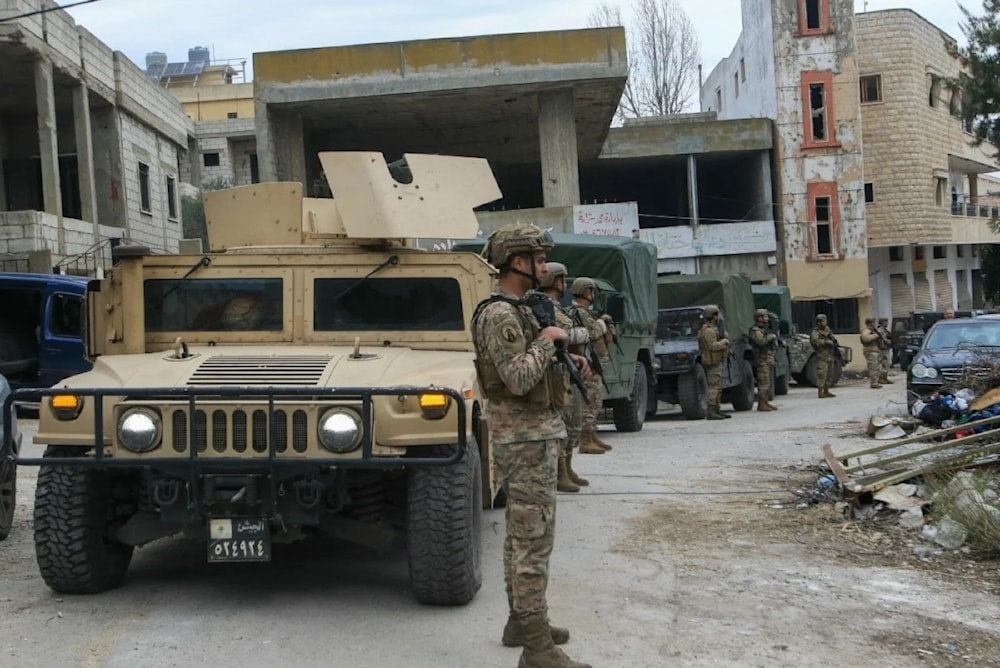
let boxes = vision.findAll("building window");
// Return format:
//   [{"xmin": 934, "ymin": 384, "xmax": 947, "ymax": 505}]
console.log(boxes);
[
  {"xmin": 138, "ymin": 162, "xmax": 151, "ymax": 214},
  {"xmin": 734, "ymin": 72, "xmax": 739, "ymax": 98},
  {"xmin": 166, "ymin": 176, "xmax": 177, "ymax": 221},
  {"xmin": 715, "ymin": 87, "xmax": 722, "ymax": 112},
  {"xmin": 807, "ymin": 182, "xmax": 840, "ymax": 259},
  {"xmin": 936, "ymin": 177, "xmax": 948, "ymax": 207},
  {"xmin": 889, "ymin": 246, "xmax": 904, "ymax": 262},
  {"xmin": 860, "ymin": 74, "xmax": 882, "ymax": 103},
  {"xmin": 250, "ymin": 154, "xmax": 260, "ymax": 184},
  {"xmin": 801, "ymin": 71, "xmax": 837, "ymax": 148},
  {"xmin": 949, "ymin": 88, "xmax": 962, "ymax": 117},
  {"xmin": 864, "ymin": 182, "xmax": 874, "ymax": 203},
  {"xmin": 933, "ymin": 245, "xmax": 946, "ymax": 259},
  {"xmin": 740, "ymin": 58, "xmax": 746, "ymax": 82},
  {"xmin": 797, "ymin": 0, "xmax": 830, "ymax": 35},
  {"xmin": 792, "ymin": 298, "xmax": 859, "ymax": 335},
  {"xmin": 227, "ymin": 112, "xmax": 238, "ymax": 119},
  {"xmin": 203, "ymin": 152, "xmax": 221, "ymax": 167},
  {"xmin": 929, "ymin": 75, "xmax": 941, "ymax": 108},
  {"xmin": 914, "ymin": 246, "xmax": 925, "ymax": 261},
  {"xmin": 957, "ymin": 245, "xmax": 964, "ymax": 258}
]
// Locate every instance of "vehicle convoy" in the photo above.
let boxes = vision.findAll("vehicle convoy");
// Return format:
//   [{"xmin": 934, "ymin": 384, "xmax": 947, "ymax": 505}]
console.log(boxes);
[
  {"xmin": 654, "ymin": 273, "xmax": 756, "ymax": 420},
  {"xmin": 0, "ymin": 151, "xmax": 508, "ymax": 604},
  {"xmin": 453, "ymin": 233, "xmax": 658, "ymax": 432}
]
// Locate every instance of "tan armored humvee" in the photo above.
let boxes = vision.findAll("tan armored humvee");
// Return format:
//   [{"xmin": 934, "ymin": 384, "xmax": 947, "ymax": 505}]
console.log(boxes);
[{"xmin": 19, "ymin": 152, "xmax": 503, "ymax": 605}]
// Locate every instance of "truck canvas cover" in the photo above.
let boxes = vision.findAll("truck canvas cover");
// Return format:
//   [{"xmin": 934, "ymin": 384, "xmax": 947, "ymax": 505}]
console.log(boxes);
[
  {"xmin": 657, "ymin": 273, "xmax": 755, "ymax": 344},
  {"xmin": 751, "ymin": 285, "xmax": 793, "ymax": 325}
]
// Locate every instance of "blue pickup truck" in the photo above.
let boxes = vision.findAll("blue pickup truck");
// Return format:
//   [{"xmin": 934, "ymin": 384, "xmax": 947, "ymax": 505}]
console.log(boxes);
[{"xmin": 0, "ymin": 273, "xmax": 92, "ymax": 400}]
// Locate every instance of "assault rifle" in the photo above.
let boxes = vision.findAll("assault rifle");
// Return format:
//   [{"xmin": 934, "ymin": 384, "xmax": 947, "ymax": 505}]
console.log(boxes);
[
  {"xmin": 569, "ymin": 308, "xmax": 604, "ymax": 379},
  {"xmin": 521, "ymin": 292, "xmax": 588, "ymax": 401},
  {"xmin": 829, "ymin": 331, "xmax": 845, "ymax": 365}
]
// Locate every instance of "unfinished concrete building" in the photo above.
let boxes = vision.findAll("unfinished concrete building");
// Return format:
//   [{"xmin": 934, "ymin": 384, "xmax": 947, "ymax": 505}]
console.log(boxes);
[{"xmin": 0, "ymin": 0, "xmax": 193, "ymax": 273}]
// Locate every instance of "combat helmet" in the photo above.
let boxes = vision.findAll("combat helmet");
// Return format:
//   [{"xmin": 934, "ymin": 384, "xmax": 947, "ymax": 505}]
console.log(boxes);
[
  {"xmin": 703, "ymin": 305, "xmax": 720, "ymax": 319},
  {"xmin": 481, "ymin": 223, "xmax": 554, "ymax": 267},
  {"xmin": 816, "ymin": 314, "xmax": 828, "ymax": 323},
  {"xmin": 571, "ymin": 277, "xmax": 597, "ymax": 296},
  {"xmin": 538, "ymin": 261, "xmax": 568, "ymax": 289},
  {"xmin": 754, "ymin": 308, "xmax": 769, "ymax": 319}
]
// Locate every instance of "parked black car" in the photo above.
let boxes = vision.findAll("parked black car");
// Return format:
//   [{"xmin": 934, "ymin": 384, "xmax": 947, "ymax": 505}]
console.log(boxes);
[{"xmin": 906, "ymin": 316, "xmax": 1000, "ymax": 408}]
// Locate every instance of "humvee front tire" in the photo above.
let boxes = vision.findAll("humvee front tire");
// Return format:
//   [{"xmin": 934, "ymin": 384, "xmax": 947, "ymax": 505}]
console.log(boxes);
[
  {"xmin": 731, "ymin": 360, "xmax": 755, "ymax": 411},
  {"xmin": 613, "ymin": 362, "xmax": 647, "ymax": 432},
  {"xmin": 678, "ymin": 365, "xmax": 708, "ymax": 420},
  {"xmin": 34, "ymin": 447, "xmax": 134, "ymax": 594},
  {"xmin": 407, "ymin": 442, "xmax": 483, "ymax": 606},
  {"xmin": 0, "ymin": 454, "xmax": 15, "ymax": 541}
]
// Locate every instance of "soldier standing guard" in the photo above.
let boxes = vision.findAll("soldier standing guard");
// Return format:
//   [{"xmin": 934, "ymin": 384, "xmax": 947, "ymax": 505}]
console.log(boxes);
[
  {"xmin": 569, "ymin": 277, "xmax": 615, "ymax": 454},
  {"xmin": 698, "ymin": 305, "xmax": 731, "ymax": 420},
  {"xmin": 471, "ymin": 222, "xmax": 593, "ymax": 668},
  {"xmin": 810, "ymin": 314, "xmax": 837, "ymax": 398},
  {"xmin": 539, "ymin": 262, "xmax": 592, "ymax": 492},
  {"xmin": 860, "ymin": 317, "xmax": 882, "ymax": 389},
  {"xmin": 876, "ymin": 317, "xmax": 894, "ymax": 384},
  {"xmin": 749, "ymin": 309, "xmax": 778, "ymax": 411}
]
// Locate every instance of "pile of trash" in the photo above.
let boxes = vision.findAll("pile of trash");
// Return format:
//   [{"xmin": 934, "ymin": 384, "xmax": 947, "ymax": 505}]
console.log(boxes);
[{"xmin": 910, "ymin": 386, "xmax": 1000, "ymax": 432}]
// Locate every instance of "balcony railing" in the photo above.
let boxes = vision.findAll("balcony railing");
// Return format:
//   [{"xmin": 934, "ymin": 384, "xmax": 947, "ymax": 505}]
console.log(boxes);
[{"xmin": 950, "ymin": 196, "xmax": 999, "ymax": 219}]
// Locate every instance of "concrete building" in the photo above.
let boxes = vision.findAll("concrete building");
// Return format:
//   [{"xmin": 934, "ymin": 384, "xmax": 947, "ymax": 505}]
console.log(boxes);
[
  {"xmin": 702, "ymin": 0, "xmax": 869, "ymax": 338},
  {"xmin": 0, "ymin": 0, "xmax": 193, "ymax": 273},
  {"xmin": 147, "ymin": 48, "xmax": 257, "ymax": 189},
  {"xmin": 856, "ymin": 9, "xmax": 998, "ymax": 316}
]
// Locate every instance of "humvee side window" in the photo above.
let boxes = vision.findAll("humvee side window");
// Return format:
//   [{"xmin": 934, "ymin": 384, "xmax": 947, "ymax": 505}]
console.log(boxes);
[
  {"xmin": 657, "ymin": 309, "xmax": 702, "ymax": 339},
  {"xmin": 314, "ymin": 277, "xmax": 464, "ymax": 331},
  {"xmin": 144, "ymin": 278, "xmax": 284, "ymax": 332}
]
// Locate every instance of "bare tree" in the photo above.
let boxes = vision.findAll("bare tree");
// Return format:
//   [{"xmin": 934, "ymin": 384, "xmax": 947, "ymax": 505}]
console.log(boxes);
[{"xmin": 588, "ymin": 0, "xmax": 701, "ymax": 121}]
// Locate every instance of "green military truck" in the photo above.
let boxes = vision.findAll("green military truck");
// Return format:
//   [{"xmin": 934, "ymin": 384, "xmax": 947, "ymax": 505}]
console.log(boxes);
[
  {"xmin": 749, "ymin": 285, "xmax": 793, "ymax": 396},
  {"xmin": 454, "ymin": 233, "xmax": 658, "ymax": 432},
  {"xmin": 751, "ymin": 284, "xmax": 851, "ymax": 387},
  {"xmin": 654, "ymin": 273, "xmax": 757, "ymax": 419}
]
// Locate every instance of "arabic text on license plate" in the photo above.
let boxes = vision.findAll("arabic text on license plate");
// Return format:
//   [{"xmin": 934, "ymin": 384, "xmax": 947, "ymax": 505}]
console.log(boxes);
[{"xmin": 207, "ymin": 518, "xmax": 271, "ymax": 563}]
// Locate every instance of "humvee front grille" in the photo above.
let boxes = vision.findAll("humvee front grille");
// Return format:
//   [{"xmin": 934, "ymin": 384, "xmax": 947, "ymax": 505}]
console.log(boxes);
[
  {"xmin": 169, "ymin": 407, "xmax": 309, "ymax": 454},
  {"xmin": 188, "ymin": 355, "xmax": 333, "ymax": 386}
]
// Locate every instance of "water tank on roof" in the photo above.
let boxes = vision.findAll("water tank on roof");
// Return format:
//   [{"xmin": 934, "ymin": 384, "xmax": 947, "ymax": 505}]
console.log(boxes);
[
  {"xmin": 188, "ymin": 46, "xmax": 211, "ymax": 64},
  {"xmin": 145, "ymin": 51, "xmax": 167, "ymax": 70}
]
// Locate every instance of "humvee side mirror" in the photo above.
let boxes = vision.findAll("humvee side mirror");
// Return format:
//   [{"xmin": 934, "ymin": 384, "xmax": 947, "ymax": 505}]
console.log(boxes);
[{"xmin": 605, "ymin": 293, "xmax": 626, "ymax": 323}]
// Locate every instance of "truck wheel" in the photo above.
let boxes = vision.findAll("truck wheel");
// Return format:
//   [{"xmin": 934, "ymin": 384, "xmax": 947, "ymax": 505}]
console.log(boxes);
[
  {"xmin": 613, "ymin": 362, "xmax": 647, "ymax": 432},
  {"xmin": 804, "ymin": 356, "xmax": 819, "ymax": 387},
  {"xmin": 0, "ymin": 455, "xmax": 15, "ymax": 541},
  {"xmin": 678, "ymin": 365, "xmax": 708, "ymax": 420},
  {"xmin": 774, "ymin": 372, "xmax": 789, "ymax": 396},
  {"xmin": 831, "ymin": 359, "xmax": 843, "ymax": 387},
  {"xmin": 408, "ymin": 442, "xmax": 483, "ymax": 606},
  {"xmin": 731, "ymin": 360, "xmax": 755, "ymax": 411},
  {"xmin": 34, "ymin": 447, "xmax": 133, "ymax": 594}
]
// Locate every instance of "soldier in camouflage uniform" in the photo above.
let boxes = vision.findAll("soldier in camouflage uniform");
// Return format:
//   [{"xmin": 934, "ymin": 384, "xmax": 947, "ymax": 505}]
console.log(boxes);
[
  {"xmin": 749, "ymin": 308, "xmax": 778, "ymax": 411},
  {"xmin": 539, "ymin": 262, "xmax": 592, "ymax": 492},
  {"xmin": 569, "ymin": 277, "xmax": 615, "ymax": 453},
  {"xmin": 810, "ymin": 314, "xmax": 837, "ymax": 398},
  {"xmin": 472, "ymin": 222, "xmax": 592, "ymax": 668},
  {"xmin": 860, "ymin": 317, "xmax": 882, "ymax": 389},
  {"xmin": 876, "ymin": 317, "xmax": 894, "ymax": 384},
  {"xmin": 698, "ymin": 305, "xmax": 731, "ymax": 420}
]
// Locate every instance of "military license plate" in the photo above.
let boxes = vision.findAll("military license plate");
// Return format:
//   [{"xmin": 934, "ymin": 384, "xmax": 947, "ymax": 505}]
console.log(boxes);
[{"xmin": 207, "ymin": 517, "xmax": 271, "ymax": 562}]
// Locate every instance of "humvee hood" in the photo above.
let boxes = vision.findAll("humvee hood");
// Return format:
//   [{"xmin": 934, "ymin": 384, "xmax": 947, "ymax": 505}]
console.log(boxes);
[{"xmin": 65, "ymin": 346, "xmax": 476, "ymax": 391}]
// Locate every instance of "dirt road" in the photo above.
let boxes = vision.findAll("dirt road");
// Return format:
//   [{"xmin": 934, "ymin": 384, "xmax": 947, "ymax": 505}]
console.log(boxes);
[{"xmin": 2, "ymin": 376, "xmax": 998, "ymax": 667}]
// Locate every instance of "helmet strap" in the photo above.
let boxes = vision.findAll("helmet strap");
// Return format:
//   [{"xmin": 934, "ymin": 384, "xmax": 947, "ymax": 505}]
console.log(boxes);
[{"xmin": 510, "ymin": 253, "xmax": 540, "ymax": 289}]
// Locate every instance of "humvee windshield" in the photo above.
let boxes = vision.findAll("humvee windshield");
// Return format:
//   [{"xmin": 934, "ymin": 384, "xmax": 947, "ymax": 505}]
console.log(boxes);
[
  {"xmin": 144, "ymin": 278, "xmax": 284, "ymax": 332},
  {"xmin": 657, "ymin": 308, "xmax": 702, "ymax": 339},
  {"xmin": 313, "ymin": 277, "xmax": 464, "ymax": 331}
]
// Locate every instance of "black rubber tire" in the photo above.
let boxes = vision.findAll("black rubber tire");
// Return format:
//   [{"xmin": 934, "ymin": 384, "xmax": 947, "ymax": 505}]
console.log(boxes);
[
  {"xmin": 613, "ymin": 362, "xmax": 647, "ymax": 432},
  {"xmin": 731, "ymin": 359, "xmax": 755, "ymax": 411},
  {"xmin": 407, "ymin": 442, "xmax": 483, "ymax": 606},
  {"xmin": 774, "ymin": 372, "xmax": 789, "ymax": 396},
  {"xmin": 0, "ymin": 454, "xmax": 14, "ymax": 541},
  {"xmin": 678, "ymin": 365, "xmax": 708, "ymax": 420},
  {"xmin": 33, "ymin": 447, "xmax": 134, "ymax": 594},
  {"xmin": 804, "ymin": 355, "xmax": 819, "ymax": 387},
  {"xmin": 831, "ymin": 359, "xmax": 843, "ymax": 387}
]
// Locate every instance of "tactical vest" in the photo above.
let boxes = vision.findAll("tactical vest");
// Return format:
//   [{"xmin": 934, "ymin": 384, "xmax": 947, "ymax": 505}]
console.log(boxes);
[{"xmin": 699, "ymin": 324, "xmax": 727, "ymax": 366}]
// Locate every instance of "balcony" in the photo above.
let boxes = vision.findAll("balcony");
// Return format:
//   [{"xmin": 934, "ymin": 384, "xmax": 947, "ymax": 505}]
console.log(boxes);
[{"xmin": 950, "ymin": 195, "xmax": 999, "ymax": 220}]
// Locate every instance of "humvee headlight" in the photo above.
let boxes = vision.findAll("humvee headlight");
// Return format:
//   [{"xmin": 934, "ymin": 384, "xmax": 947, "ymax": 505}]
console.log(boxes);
[
  {"xmin": 50, "ymin": 394, "xmax": 83, "ymax": 420},
  {"xmin": 418, "ymin": 393, "xmax": 450, "ymax": 420},
  {"xmin": 117, "ymin": 408, "xmax": 162, "ymax": 452},
  {"xmin": 318, "ymin": 408, "xmax": 362, "ymax": 453}
]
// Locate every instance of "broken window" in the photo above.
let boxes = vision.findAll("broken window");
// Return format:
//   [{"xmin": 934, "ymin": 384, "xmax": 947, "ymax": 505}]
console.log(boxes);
[
  {"xmin": 889, "ymin": 246, "xmax": 904, "ymax": 262},
  {"xmin": 914, "ymin": 247, "xmax": 925, "ymax": 261},
  {"xmin": 864, "ymin": 182, "xmax": 874, "ymax": 203},
  {"xmin": 950, "ymin": 89, "xmax": 962, "ymax": 117},
  {"xmin": 809, "ymin": 83, "xmax": 827, "ymax": 141},
  {"xmin": 933, "ymin": 245, "xmax": 946, "ymax": 259},
  {"xmin": 740, "ymin": 58, "xmax": 746, "ymax": 82},
  {"xmin": 138, "ymin": 162, "xmax": 151, "ymax": 214},
  {"xmin": 815, "ymin": 196, "xmax": 832, "ymax": 255},
  {"xmin": 860, "ymin": 74, "xmax": 882, "ymax": 103},
  {"xmin": 734, "ymin": 72, "xmax": 739, "ymax": 98},
  {"xmin": 929, "ymin": 75, "xmax": 941, "ymax": 108},
  {"xmin": 715, "ymin": 87, "xmax": 722, "ymax": 112},
  {"xmin": 166, "ymin": 176, "xmax": 177, "ymax": 220},
  {"xmin": 804, "ymin": 0, "xmax": 821, "ymax": 30},
  {"xmin": 203, "ymin": 152, "xmax": 221, "ymax": 167}
]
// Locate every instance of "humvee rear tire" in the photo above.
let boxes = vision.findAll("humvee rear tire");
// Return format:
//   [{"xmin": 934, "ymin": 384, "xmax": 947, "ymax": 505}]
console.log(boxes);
[
  {"xmin": 678, "ymin": 365, "xmax": 708, "ymax": 420},
  {"xmin": 804, "ymin": 356, "xmax": 844, "ymax": 388},
  {"xmin": 774, "ymin": 372, "xmax": 789, "ymax": 396},
  {"xmin": 408, "ymin": 442, "xmax": 483, "ymax": 606},
  {"xmin": 731, "ymin": 360, "xmax": 755, "ymax": 411},
  {"xmin": 613, "ymin": 362, "xmax": 647, "ymax": 432},
  {"xmin": 0, "ymin": 455, "xmax": 15, "ymax": 541},
  {"xmin": 34, "ymin": 447, "xmax": 133, "ymax": 594}
]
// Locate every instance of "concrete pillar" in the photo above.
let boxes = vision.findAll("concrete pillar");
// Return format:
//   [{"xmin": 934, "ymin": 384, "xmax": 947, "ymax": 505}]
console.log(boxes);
[
  {"xmin": 187, "ymin": 136, "xmax": 201, "ymax": 188},
  {"xmin": 687, "ymin": 154, "xmax": 699, "ymax": 227},
  {"xmin": 73, "ymin": 83, "xmax": 99, "ymax": 231},
  {"xmin": 969, "ymin": 174, "xmax": 979, "ymax": 211},
  {"xmin": 274, "ymin": 111, "xmax": 306, "ymax": 186},
  {"xmin": 537, "ymin": 89, "xmax": 580, "ymax": 207},
  {"xmin": 0, "ymin": 114, "xmax": 7, "ymax": 212},
  {"xmin": 254, "ymin": 97, "xmax": 275, "ymax": 183},
  {"xmin": 34, "ymin": 57, "xmax": 61, "ymax": 219}
]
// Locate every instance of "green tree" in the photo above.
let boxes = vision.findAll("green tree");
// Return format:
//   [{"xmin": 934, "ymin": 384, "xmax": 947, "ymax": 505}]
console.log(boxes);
[
  {"xmin": 180, "ymin": 177, "xmax": 234, "ymax": 249},
  {"xmin": 958, "ymin": 1, "xmax": 1000, "ymax": 154}
]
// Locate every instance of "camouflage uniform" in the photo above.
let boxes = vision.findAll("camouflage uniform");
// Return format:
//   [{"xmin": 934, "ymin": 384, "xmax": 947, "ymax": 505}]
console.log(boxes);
[
  {"xmin": 553, "ymin": 292, "xmax": 591, "ymax": 488},
  {"xmin": 698, "ymin": 310, "xmax": 730, "ymax": 419},
  {"xmin": 876, "ymin": 318, "xmax": 893, "ymax": 384},
  {"xmin": 860, "ymin": 319, "xmax": 882, "ymax": 389},
  {"xmin": 749, "ymin": 310, "xmax": 778, "ymax": 411},
  {"xmin": 570, "ymin": 279, "xmax": 614, "ymax": 453},
  {"xmin": 810, "ymin": 316, "xmax": 837, "ymax": 398}
]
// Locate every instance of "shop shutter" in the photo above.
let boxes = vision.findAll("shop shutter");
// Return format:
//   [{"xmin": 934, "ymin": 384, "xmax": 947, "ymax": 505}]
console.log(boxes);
[{"xmin": 890, "ymin": 275, "xmax": 913, "ymax": 317}]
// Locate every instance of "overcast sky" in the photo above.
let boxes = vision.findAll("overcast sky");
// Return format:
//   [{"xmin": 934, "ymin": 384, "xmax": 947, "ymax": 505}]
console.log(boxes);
[{"xmin": 64, "ymin": 0, "xmax": 976, "ymax": 86}]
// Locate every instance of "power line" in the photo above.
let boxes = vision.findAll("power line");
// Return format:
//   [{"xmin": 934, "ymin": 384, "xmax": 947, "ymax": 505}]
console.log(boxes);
[{"xmin": 0, "ymin": 0, "xmax": 102, "ymax": 24}]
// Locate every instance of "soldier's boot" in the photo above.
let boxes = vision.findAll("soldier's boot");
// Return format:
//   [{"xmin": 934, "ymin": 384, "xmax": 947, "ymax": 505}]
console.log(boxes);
[
  {"xmin": 593, "ymin": 433, "xmax": 614, "ymax": 451},
  {"xmin": 765, "ymin": 398, "xmax": 779, "ymax": 410},
  {"xmin": 880, "ymin": 376, "xmax": 894, "ymax": 384},
  {"xmin": 757, "ymin": 395, "xmax": 775, "ymax": 412},
  {"xmin": 707, "ymin": 404, "xmax": 726, "ymax": 420},
  {"xmin": 578, "ymin": 434, "xmax": 606, "ymax": 455},
  {"xmin": 556, "ymin": 457, "xmax": 580, "ymax": 493},
  {"xmin": 870, "ymin": 382, "xmax": 882, "ymax": 389},
  {"xmin": 823, "ymin": 386, "xmax": 836, "ymax": 398},
  {"xmin": 566, "ymin": 452, "xmax": 589, "ymax": 487},
  {"xmin": 817, "ymin": 387, "xmax": 824, "ymax": 399},
  {"xmin": 502, "ymin": 612, "xmax": 570, "ymax": 647},
  {"xmin": 517, "ymin": 613, "xmax": 590, "ymax": 668}
]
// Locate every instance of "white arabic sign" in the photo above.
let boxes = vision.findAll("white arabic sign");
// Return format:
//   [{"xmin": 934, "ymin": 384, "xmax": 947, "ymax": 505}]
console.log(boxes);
[
  {"xmin": 572, "ymin": 202, "xmax": 638, "ymax": 237},
  {"xmin": 640, "ymin": 220, "xmax": 776, "ymax": 258}
]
